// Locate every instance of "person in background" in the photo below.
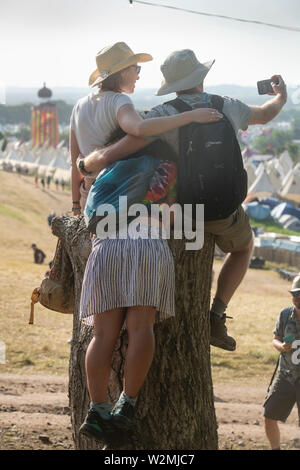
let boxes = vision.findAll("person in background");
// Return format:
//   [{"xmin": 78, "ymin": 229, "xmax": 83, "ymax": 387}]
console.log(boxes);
[
  {"xmin": 264, "ymin": 275, "xmax": 300, "ymax": 450},
  {"xmin": 31, "ymin": 244, "xmax": 46, "ymax": 264},
  {"xmin": 46, "ymin": 175, "xmax": 52, "ymax": 189}
]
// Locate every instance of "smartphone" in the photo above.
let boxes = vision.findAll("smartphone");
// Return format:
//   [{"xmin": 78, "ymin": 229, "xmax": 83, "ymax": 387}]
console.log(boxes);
[
  {"xmin": 283, "ymin": 334, "xmax": 294, "ymax": 344},
  {"xmin": 257, "ymin": 78, "xmax": 279, "ymax": 95}
]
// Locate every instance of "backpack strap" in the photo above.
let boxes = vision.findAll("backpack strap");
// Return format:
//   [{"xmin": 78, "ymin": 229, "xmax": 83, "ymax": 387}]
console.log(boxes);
[
  {"xmin": 165, "ymin": 94, "xmax": 224, "ymax": 114},
  {"xmin": 164, "ymin": 98, "xmax": 192, "ymax": 113},
  {"xmin": 267, "ymin": 356, "xmax": 280, "ymax": 394},
  {"xmin": 210, "ymin": 94, "xmax": 224, "ymax": 113}
]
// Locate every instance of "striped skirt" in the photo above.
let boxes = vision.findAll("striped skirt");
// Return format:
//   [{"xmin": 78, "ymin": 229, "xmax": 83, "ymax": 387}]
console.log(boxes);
[{"xmin": 80, "ymin": 236, "xmax": 175, "ymax": 327}]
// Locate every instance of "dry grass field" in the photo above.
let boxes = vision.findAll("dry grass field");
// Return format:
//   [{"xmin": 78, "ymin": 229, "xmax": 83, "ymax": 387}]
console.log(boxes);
[
  {"xmin": 0, "ymin": 172, "xmax": 72, "ymax": 375},
  {"xmin": 0, "ymin": 170, "xmax": 299, "ymax": 450}
]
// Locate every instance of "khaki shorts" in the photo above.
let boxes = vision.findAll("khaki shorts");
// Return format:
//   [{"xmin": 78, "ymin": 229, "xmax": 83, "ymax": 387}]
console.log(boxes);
[
  {"xmin": 205, "ymin": 206, "xmax": 253, "ymax": 253},
  {"xmin": 263, "ymin": 375, "xmax": 300, "ymax": 425}
]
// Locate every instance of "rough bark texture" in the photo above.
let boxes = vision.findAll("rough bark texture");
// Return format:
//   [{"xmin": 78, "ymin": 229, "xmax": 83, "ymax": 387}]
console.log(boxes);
[{"xmin": 52, "ymin": 215, "xmax": 218, "ymax": 450}]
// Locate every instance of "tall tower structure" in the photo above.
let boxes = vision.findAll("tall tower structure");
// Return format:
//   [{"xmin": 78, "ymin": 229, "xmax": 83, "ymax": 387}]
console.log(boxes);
[{"xmin": 31, "ymin": 83, "xmax": 59, "ymax": 148}]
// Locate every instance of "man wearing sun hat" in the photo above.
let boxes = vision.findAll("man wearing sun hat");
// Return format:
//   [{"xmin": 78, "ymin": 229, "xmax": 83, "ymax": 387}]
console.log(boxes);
[
  {"xmin": 264, "ymin": 274, "xmax": 300, "ymax": 450},
  {"xmin": 81, "ymin": 48, "xmax": 288, "ymax": 352}
]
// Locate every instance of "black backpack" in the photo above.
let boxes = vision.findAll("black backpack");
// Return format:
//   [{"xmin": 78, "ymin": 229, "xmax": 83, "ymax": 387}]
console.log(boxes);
[{"xmin": 165, "ymin": 94, "xmax": 248, "ymax": 221}]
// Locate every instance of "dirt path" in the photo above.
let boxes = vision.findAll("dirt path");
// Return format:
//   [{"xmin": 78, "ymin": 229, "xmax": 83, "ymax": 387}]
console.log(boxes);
[
  {"xmin": 0, "ymin": 374, "xmax": 299, "ymax": 450},
  {"xmin": 0, "ymin": 374, "xmax": 73, "ymax": 450}
]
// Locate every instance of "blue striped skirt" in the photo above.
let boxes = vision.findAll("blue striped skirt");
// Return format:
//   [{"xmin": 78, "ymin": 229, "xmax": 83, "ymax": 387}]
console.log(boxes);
[{"xmin": 80, "ymin": 236, "xmax": 175, "ymax": 327}]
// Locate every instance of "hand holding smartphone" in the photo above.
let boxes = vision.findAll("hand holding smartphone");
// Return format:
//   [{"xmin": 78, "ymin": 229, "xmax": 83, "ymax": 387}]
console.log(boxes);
[
  {"xmin": 283, "ymin": 334, "xmax": 294, "ymax": 344},
  {"xmin": 257, "ymin": 77, "xmax": 280, "ymax": 95}
]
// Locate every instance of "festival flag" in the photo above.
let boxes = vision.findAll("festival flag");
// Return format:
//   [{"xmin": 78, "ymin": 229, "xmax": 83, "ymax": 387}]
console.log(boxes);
[{"xmin": 31, "ymin": 105, "xmax": 59, "ymax": 148}]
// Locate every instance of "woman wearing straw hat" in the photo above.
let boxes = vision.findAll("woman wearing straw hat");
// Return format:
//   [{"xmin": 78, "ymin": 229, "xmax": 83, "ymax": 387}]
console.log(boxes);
[{"xmin": 69, "ymin": 42, "xmax": 222, "ymax": 444}]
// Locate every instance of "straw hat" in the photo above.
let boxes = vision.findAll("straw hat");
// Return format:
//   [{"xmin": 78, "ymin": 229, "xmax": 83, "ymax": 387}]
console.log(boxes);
[
  {"xmin": 156, "ymin": 49, "xmax": 215, "ymax": 96},
  {"xmin": 89, "ymin": 42, "xmax": 153, "ymax": 87}
]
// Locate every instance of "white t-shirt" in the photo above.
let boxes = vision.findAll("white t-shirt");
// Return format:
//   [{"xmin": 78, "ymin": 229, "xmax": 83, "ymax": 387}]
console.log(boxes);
[{"xmin": 70, "ymin": 90, "xmax": 133, "ymax": 156}]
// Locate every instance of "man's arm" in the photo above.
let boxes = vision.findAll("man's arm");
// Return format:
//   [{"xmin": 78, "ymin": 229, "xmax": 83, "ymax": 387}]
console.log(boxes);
[
  {"xmin": 81, "ymin": 134, "xmax": 149, "ymax": 176},
  {"xmin": 248, "ymin": 75, "xmax": 287, "ymax": 125},
  {"xmin": 273, "ymin": 334, "xmax": 292, "ymax": 353},
  {"xmin": 70, "ymin": 130, "xmax": 84, "ymax": 213}
]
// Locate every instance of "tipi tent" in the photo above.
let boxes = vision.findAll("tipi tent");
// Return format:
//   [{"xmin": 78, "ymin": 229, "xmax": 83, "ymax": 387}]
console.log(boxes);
[
  {"xmin": 244, "ymin": 162, "xmax": 256, "ymax": 188},
  {"xmin": 248, "ymin": 170, "xmax": 276, "ymax": 194},
  {"xmin": 266, "ymin": 166, "xmax": 282, "ymax": 192},
  {"xmin": 279, "ymin": 151, "xmax": 294, "ymax": 176},
  {"xmin": 281, "ymin": 163, "xmax": 300, "ymax": 196}
]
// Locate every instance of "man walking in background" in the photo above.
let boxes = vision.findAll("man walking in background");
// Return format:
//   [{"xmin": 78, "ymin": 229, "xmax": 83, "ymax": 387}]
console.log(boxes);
[{"xmin": 264, "ymin": 275, "xmax": 300, "ymax": 450}]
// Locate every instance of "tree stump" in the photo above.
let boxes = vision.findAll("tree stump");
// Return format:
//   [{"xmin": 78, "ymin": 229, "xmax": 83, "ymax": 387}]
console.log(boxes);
[{"xmin": 52, "ymin": 215, "xmax": 218, "ymax": 450}]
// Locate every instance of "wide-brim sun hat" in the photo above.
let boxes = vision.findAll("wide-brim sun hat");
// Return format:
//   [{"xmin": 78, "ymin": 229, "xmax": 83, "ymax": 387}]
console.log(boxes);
[
  {"xmin": 290, "ymin": 274, "xmax": 300, "ymax": 293},
  {"xmin": 156, "ymin": 49, "xmax": 215, "ymax": 96},
  {"xmin": 89, "ymin": 42, "xmax": 153, "ymax": 88}
]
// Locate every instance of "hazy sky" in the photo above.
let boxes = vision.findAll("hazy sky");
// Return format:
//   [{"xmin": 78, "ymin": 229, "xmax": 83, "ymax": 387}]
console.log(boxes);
[{"xmin": 1, "ymin": 0, "xmax": 300, "ymax": 91}]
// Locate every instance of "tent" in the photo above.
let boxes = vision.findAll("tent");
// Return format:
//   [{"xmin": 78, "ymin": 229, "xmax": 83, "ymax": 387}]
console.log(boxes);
[
  {"xmin": 48, "ymin": 152, "xmax": 70, "ymax": 171},
  {"xmin": 267, "ymin": 166, "xmax": 282, "ymax": 192},
  {"xmin": 244, "ymin": 162, "xmax": 256, "ymax": 188},
  {"xmin": 271, "ymin": 202, "xmax": 300, "ymax": 221},
  {"xmin": 35, "ymin": 150, "xmax": 53, "ymax": 166},
  {"xmin": 279, "ymin": 150, "xmax": 294, "ymax": 176},
  {"xmin": 278, "ymin": 214, "xmax": 300, "ymax": 232},
  {"xmin": 259, "ymin": 197, "xmax": 281, "ymax": 209},
  {"xmin": 20, "ymin": 151, "xmax": 36, "ymax": 163},
  {"xmin": 248, "ymin": 170, "xmax": 276, "ymax": 194},
  {"xmin": 244, "ymin": 202, "xmax": 271, "ymax": 220},
  {"xmin": 281, "ymin": 164, "xmax": 300, "ymax": 196}
]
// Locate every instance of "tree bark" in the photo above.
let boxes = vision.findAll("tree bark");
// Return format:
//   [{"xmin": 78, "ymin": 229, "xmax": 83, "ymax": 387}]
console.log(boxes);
[{"xmin": 52, "ymin": 215, "xmax": 218, "ymax": 450}]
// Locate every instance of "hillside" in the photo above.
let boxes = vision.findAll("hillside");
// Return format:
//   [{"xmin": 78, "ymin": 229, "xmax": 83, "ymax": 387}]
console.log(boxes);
[
  {"xmin": 0, "ymin": 172, "xmax": 70, "ymax": 261},
  {"xmin": 0, "ymin": 171, "xmax": 72, "ymax": 375}
]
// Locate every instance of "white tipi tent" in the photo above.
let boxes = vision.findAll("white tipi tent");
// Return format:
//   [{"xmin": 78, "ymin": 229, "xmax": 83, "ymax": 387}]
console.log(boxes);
[
  {"xmin": 266, "ymin": 166, "xmax": 282, "ymax": 192},
  {"xmin": 281, "ymin": 163, "xmax": 300, "ymax": 196},
  {"xmin": 279, "ymin": 151, "xmax": 294, "ymax": 176},
  {"xmin": 248, "ymin": 170, "xmax": 276, "ymax": 194},
  {"xmin": 244, "ymin": 161, "xmax": 256, "ymax": 188}
]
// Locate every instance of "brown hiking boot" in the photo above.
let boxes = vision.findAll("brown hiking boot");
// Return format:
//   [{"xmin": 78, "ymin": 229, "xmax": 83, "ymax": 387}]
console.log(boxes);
[{"xmin": 210, "ymin": 313, "xmax": 236, "ymax": 351}]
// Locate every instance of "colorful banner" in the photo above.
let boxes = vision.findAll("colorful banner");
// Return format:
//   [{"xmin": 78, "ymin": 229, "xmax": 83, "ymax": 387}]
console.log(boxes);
[{"xmin": 31, "ymin": 105, "xmax": 59, "ymax": 148}]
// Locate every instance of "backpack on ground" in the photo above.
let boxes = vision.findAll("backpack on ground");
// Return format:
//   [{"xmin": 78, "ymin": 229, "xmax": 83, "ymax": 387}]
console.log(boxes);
[{"xmin": 165, "ymin": 94, "xmax": 248, "ymax": 221}]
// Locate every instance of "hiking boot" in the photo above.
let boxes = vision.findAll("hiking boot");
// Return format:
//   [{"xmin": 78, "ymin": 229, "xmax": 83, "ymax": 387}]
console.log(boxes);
[
  {"xmin": 79, "ymin": 407, "xmax": 115, "ymax": 442},
  {"xmin": 210, "ymin": 313, "xmax": 236, "ymax": 351},
  {"xmin": 111, "ymin": 396, "xmax": 136, "ymax": 430}
]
